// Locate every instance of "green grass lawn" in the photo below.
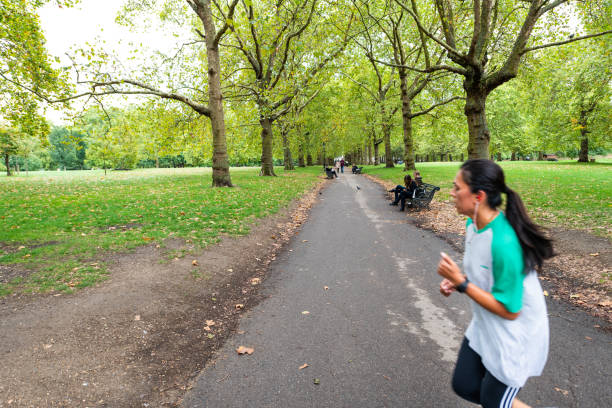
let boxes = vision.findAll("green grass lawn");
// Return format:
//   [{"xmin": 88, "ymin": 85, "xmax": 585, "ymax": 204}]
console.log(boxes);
[
  {"xmin": 364, "ymin": 160, "xmax": 611, "ymax": 239},
  {"xmin": 0, "ymin": 167, "xmax": 322, "ymax": 296}
]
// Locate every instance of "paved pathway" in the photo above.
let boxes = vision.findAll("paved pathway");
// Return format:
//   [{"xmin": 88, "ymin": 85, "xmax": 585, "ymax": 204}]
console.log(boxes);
[{"xmin": 183, "ymin": 173, "xmax": 611, "ymax": 408}]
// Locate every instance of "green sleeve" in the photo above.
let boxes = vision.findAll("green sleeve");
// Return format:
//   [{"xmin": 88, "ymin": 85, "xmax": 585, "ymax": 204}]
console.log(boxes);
[{"xmin": 490, "ymin": 224, "xmax": 525, "ymax": 313}]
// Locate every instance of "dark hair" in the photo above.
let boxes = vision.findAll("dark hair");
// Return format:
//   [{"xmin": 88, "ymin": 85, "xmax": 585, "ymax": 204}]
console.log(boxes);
[
  {"xmin": 460, "ymin": 159, "xmax": 553, "ymax": 270},
  {"xmin": 404, "ymin": 175, "xmax": 412, "ymax": 185}
]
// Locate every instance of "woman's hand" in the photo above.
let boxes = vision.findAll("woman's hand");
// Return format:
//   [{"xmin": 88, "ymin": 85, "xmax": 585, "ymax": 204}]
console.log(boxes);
[
  {"xmin": 437, "ymin": 252, "xmax": 464, "ymax": 286},
  {"xmin": 439, "ymin": 279, "xmax": 456, "ymax": 297}
]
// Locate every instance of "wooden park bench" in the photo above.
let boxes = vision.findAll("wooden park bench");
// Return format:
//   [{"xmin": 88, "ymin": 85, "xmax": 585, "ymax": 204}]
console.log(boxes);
[{"xmin": 409, "ymin": 183, "xmax": 440, "ymax": 210}]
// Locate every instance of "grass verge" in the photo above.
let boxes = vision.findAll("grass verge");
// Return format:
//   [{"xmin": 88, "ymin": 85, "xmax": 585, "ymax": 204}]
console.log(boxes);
[
  {"xmin": 0, "ymin": 166, "xmax": 322, "ymax": 295},
  {"xmin": 364, "ymin": 160, "xmax": 611, "ymax": 239}
]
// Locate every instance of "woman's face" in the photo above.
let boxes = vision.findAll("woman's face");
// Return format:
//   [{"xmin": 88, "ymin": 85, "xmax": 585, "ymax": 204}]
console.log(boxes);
[{"xmin": 451, "ymin": 170, "xmax": 477, "ymax": 217}]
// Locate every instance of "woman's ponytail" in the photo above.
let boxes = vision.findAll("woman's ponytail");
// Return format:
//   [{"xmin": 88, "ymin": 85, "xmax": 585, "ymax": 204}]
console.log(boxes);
[
  {"xmin": 461, "ymin": 159, "xmax": 554, "ymax": 271},
  {"xmin": 504, "ymin": 186, "xmax": 554, "ymax": 270}
]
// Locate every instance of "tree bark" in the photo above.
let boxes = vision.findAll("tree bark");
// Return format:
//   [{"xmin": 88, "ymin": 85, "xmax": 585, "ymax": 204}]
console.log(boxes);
[
  {"xmin": 298, "ymin": 142, "xmax": 305, "ymax": 167},
  {"xmin": 511, "ymin": 152, "xmax": 516, "ymax": 161},
  {"xmin": 464, "ymin": 77, "xmax": 491, "ymax": 159},
  {"xmin": 4, "ymin": 154, "xmax": 10, "ymax": 176},
  {"xmin": 399, "ymin": 70, "xmax": 417, "ymax": 171},
  {"xmin": 307, "ymin": 152, "xmax": 313, "ymax": 166},
  {"xmin": 260, "ymin": 117, "xmax": 276, "ymax": 176},
  {"xmin": 578, "ymin": 133, "xmax": 589, "ymax": 163},
  {"xmin": 374, "ymin": 142, "xmax": 380, "ymax": 166},
  {"xmin": 282, "ymin": 130, "xmax": 294, "ymax": 170},
  {"xmin": 200, "ymin": 0, "xmax": 233, "ymax": 186}
]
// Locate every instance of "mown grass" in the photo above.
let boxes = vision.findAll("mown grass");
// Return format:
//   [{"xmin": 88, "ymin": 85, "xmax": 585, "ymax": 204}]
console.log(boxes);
[
  {"xmin": 0, "ymin": 167, "xmax": 322, "ymax": 296},
  {"xmin": 364, "ymin": 160, "xmax": 611, "ymax": 239}
]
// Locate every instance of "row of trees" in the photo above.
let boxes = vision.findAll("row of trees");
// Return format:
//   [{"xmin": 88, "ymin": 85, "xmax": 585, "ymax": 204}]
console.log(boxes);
[{"xmin": 1, "ymin": 0, "xmax": 610, "ymax": 182}]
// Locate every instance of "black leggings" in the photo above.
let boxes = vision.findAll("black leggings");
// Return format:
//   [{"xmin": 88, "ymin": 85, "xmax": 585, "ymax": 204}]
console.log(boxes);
[{"xmin": 452, "ymin": 338, "xmax": 521, "ymax": 408}]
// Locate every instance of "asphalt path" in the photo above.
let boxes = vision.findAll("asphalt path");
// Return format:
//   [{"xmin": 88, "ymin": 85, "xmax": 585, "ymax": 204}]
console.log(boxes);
[{"xmin": 183, "ymin": 173, "xmax": 611, "ymax": 408}]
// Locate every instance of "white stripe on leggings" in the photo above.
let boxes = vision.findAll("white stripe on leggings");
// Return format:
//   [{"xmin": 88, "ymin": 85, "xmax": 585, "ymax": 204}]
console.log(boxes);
[{"xmin": 500, "ymin": 386, "xmax": 519, "ymax": 408}]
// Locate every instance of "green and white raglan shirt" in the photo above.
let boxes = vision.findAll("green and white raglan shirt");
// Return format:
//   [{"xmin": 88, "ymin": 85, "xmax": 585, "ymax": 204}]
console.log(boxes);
[{"xmin": 463, "ymin": 213, "xmax": 549, "ymax": 388}]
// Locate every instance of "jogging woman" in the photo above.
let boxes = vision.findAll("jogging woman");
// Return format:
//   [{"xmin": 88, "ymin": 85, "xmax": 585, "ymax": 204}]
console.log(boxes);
[{"xmin": 437, "ymin": 159, "xmax": 553, "ymax": 408}]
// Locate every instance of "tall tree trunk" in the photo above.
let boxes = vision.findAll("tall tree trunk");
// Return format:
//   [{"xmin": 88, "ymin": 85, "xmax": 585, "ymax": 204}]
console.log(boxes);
[
  {"xmin": 297, "ymin": 128, "xmax": 306, "ymax": 167},
  {"xmin": 578, "ymin": 133, "xmax": 589, "ymax": 163},
  {"xmin": 4, "ymin": 154, "xmax": 10, "ymax": 176},
  {"xmin": 282, "ymin": 130, "xmax": 294, "ymax": 170},
  {"xmin": 464, "ymin": 78, "xmax": 490, "ymax": 159},
  {"xmin": 399, "ymin": 73, "xmax": 416, "ymax": 171},
  {"xmin": 307, "ymin": 152, "xmax": 313, "ymax": 166},
  {"xmin": 374, "ymin": 142, "xmax": 380, "ymax": 166},
  {"xmin": 259, "ymin": 117, "xmax": 276, "ymax": 176},
  {"xmin": 511, "ymin": 152, "xmax": 516, "ymax": 161},
  {"xmin": 200, "ymin": 0, "xmax": 232, "ymax": 187},
  {"xmin": 382, "ymin": 123, "xmax": 393, "ymax": 168},
  {"xmin": 298, "ymin": 142, "xmax": 305, "ymax": 167}
]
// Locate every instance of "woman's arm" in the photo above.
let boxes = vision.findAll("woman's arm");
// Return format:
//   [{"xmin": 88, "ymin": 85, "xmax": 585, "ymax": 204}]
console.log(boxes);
[{"xmin": 438, "ymin": 253, "xmax": 520, "ymax": 320}]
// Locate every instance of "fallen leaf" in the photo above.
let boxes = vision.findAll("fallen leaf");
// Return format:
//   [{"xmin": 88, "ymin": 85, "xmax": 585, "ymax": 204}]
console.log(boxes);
[
  {"xmin": 302, "ymin": 311, "xmax": 310, "ymax": 315},
  {"xmin": 299, "ymin": 363, "xmax": 309, "ymax": 370},
  {"xmin": 235, "ymin": 304, "xmax": 244, "ymax": 309},
  {"xmin": 543, "ymin": 290, "xmax": 549, "ymax": 296},
  {"xmin": 251, "ymin": 278, "xmax": 261, "ymax": 285},
  {"xmin": 236, "ymin": 346, "xmax": 254, "ymax": 355},
  {"xmin": 192, "ymin": 260, "xmax": 199, "ymax": 266},
  {"xmin": 302, "ymin": 240, "xmax": 308, "ymax": 242},
  {"xmin": 597, "ymin": 300, "xmax": 612, "ymax": 307},
  {"xmin": 554, "ymin": 387, "xmax": 569, "ymax": 396},
  {"xmin": 206, "ymin": 320, "xmax": 215, "ymax": 326},
  {"xmin": 207, "ymin": 333, "xmax": 215, "ymax": 339},
  {"xmin": 589, "ymin": 253, "xmax": 599, "ymax": 256},
  {"xmin": 134, "ymin": 315, "xmax": 141, "ymax": 321},
  {"xmin": 569, "ymin": 294, "xmax": 581, "ymax": 298},
  {"xmin": 585, "ymin": 336, "xmax": 592, "ymax": 340},
  {"xmin": 18, "ymin": 246, "xmax": 25, "ymax": 250},
  {"xmin": 43, "ymin": 344, "xmax": 52, "ymax": 349},
  {"xmin": 203, "ymin": 326, "xmax": 211, "ymax": 332},
  {"xmin": 313, "ymin": 378, "xmax": 320, "ymax": 385}
]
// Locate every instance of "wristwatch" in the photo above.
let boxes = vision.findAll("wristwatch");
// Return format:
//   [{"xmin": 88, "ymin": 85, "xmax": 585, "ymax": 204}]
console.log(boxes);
[{"xmin": 456, "ymin": 278, "xmax": 470, "ymax": 293}]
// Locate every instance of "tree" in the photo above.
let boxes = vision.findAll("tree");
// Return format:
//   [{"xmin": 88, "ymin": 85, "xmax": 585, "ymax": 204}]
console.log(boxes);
[
  {"xmin": 224, "ymin": 0, "xmax": 353, "ymax": 175},
  {"xmin": 0, "ymin": 128, "xmax": 19, "ymax": 175},
  {"xmin": 0, "ymin": 0, "xmax": 71, "ymax": 156},
  {"xmin": 11, "ymin": 0, "xmax": 238, "ymax": 186},
  {"xmin": 396, "ymin": 0, "xmax": 612, "ymax": 158}
]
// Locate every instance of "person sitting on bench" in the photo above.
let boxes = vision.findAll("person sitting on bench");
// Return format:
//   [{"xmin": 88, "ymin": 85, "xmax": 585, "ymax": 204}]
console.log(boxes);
[
  {"xmin": 389, "ymin": 174, "xmax": 418, "ymax": 211},
  {"xmin": 325, "ymin": 167, "xmax": 337, "ymax": 178}
]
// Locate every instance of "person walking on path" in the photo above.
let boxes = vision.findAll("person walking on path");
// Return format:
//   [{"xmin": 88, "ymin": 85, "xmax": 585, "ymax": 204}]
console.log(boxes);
[
  {"xmin": 437, "ymin": 159, "xmax": 554, "ymax": 408},
  {"xmin": 340, "ymin": 158, "xmax": 345, "ymax": 173}
]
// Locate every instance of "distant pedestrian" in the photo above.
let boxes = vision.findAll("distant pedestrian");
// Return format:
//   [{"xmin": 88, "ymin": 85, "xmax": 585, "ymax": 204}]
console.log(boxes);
[
  {"xmin": 340, "ymin": 158, "xmax": 345, "ymax": 173},
  {"xmin": 335, "ymin": 160, "xmax": 341, "ymax": 176},
  {"xmin": 437, "ymin": 159, "xmax": 553, "ymax": 408}
]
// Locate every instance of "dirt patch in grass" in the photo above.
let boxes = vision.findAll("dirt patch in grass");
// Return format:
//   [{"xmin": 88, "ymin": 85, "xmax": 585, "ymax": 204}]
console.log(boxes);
[
  {"xmin": 0, "ymin": 264, "xmax": 33, "ymax": 284},
  {"xmin": 367, "ymin": 175, "xmax": 612, "ymax": 327},
  {"xmin": 0, "ymin": 181, "xmax": 326, "ymax": 407}
]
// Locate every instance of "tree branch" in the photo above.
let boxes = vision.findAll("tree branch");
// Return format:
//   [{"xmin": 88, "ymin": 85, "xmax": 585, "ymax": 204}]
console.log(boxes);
[
  {"xmin": 409, "ymin": 96, "xmax": 463, "ymax": 118},
  {"xmin": 521, "ymin": 30, "xmax": 612, "ymax": 54}
]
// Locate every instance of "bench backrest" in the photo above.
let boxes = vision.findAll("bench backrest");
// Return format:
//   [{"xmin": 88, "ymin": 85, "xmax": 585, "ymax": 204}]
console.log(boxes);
[{"xmin": 415, "ymin": 183, "xmax": 440, "ymax": 199}]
